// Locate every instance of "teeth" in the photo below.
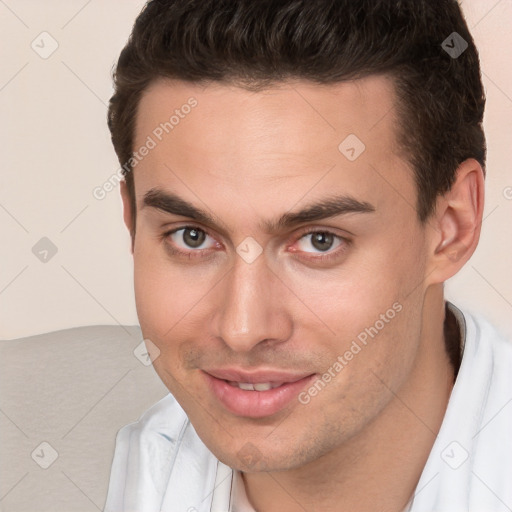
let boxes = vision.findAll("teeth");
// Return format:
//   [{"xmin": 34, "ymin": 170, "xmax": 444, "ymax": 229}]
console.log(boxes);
[
  {"xmin": 229, "ymin": 381, "xmax": 281, "ymax": 391},
  {"xmin": 253, "ymin": 383, "xmax": 272, "ymax": 391}
]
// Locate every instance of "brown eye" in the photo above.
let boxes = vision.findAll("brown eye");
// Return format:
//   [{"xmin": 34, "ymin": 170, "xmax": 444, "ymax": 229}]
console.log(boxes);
[
  {"xmin": 291, "ymin": 228, "xmax": 351, "ymax": 264},
  {"xmin": 297, "ymin": 231, "xmax": 342, "ymax": 254},
  {"xmin": 182, "ymin": 227, "xmax": 206, "ymax": 248},
  {"xmin": 309, "ymin": 232, "xmax": 335, "ymax": 252},
  {"xmin": 165, "ymin": 226, "xmax": 216, "ymax": 254}
]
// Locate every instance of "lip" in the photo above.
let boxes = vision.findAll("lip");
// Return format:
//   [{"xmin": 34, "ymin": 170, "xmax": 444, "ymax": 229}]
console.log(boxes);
[
  {"xmin": 202, "ymin": 368, "xmax": 316, "ymax": 418},
  {"xmin": 204, "ymin": 368, "xmax": 312, "ymax": 384}
]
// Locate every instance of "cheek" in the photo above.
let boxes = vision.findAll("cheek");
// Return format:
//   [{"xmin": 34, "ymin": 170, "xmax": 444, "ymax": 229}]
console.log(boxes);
[
  {"xmin": 132, "ymin": 237, "xmax": 225, "ymax": 395},
  {"xmin": 289, "ymin": 236, "xmax": 424, "ymax": 345},
  {"xmin": 299, "ymin": 231, "xmax": 427, "ymax": 389},
  {"xmin": 132, "ymin": 250, "xmax": 196, "ymax": 398},
  {"xmin": 305, "ymin": 296, "xmax": 424, "ymax": 443},
  {"xmin": 132, "ymin": 236, "xmax": 207, "ymax": 334},
  {"xmin": 134, "ymin": 261, "xmax": 171, "ymax": 336}
]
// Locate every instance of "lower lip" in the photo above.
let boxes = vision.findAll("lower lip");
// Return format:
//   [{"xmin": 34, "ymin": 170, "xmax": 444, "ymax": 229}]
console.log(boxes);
[{"xmin": 203, "ymin": 372, "xmax": 316, "ymax": 418}]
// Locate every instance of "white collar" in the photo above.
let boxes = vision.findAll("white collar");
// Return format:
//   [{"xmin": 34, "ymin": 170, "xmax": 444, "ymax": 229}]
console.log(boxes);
[{"xmin": 210, "ymin": 463, "xmax": 256, "ymax": 512}]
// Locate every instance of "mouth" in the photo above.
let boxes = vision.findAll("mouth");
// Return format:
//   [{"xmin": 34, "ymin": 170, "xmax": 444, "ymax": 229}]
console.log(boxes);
[{"xmin": 201, "ymin": 368, "xmax": 316, "ymax": 418}]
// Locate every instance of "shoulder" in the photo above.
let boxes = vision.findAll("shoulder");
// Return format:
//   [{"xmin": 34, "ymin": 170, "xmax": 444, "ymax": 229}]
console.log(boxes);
[
  {"xmin": 105, "ymin": 393, "xmax": 192, "ymax": 510},
  {"xmin": 460, "ymin": 306, "xmax": 512, "ymax": 364},
  {"xmin": 116, "ymin": 392, "xmax": 189, "ymax": 445},
  {"xmin": 411, "ymin": 305, "xmax": 512, "ymax": 510},
  {"xmin": 450, "ymin": 304, "xmax": 512, "ymax": 443}
]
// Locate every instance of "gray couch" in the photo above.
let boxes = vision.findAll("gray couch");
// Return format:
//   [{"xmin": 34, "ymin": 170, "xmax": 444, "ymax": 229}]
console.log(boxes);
[{"xmin": 0, "ymin": 325, "xmax": 170, "ymax": 512}]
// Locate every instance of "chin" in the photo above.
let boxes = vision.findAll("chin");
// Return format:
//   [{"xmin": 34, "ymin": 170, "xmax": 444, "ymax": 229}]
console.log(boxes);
[
  {"xmin": 203, "ymin": 431, "xmax": 326, "ymax": 474},
  {"xmin": 217, "ymin": 447, "xmax": 298, "ymax": 473}
]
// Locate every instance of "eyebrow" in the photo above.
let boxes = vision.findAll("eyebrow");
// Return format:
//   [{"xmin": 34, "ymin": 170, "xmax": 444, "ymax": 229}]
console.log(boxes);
[{"xmin": 141, "ymin": 187, "xmax": 375, "ymax": 233}]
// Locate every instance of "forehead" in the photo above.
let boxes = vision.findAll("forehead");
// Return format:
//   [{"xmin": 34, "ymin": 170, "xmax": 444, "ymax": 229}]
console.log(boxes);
[
  {"xmin": 132, "ymin": 76, "xmax": 415, "ymax": 230},
  {"xmin": 135, "ymin": 75, "xmax": 398, "ymax": 155}
]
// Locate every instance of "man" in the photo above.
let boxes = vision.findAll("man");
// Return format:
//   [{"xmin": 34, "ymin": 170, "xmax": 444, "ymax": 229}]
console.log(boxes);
[{"xmin": 104, "ymin": 1, "xmax": 512, "ymax": 511}]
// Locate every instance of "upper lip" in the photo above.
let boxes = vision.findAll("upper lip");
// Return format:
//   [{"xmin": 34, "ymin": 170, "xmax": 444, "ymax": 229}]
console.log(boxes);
[{"xmin": 203, "ymin": 368, "xmax": 315, "ymax": 383}]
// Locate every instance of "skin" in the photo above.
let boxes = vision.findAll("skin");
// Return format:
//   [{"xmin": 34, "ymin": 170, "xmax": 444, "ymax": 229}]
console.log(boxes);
[{"xmin": 120, "ymin": 75, "xmax": 484, "ymax": 511}]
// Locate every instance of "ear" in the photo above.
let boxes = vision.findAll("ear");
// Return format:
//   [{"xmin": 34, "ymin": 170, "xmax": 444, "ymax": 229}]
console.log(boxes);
[
  {"xmin": 426, "ymin": 158, "xmax": 485, "ymax": 284},
  {"xmin": 120, "ymin": 180, "xmax": 135, "ymax": 254}
]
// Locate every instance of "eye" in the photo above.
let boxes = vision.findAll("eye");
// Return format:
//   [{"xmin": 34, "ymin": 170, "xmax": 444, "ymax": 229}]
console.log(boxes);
[
  {"xmin": 297, "ymin": 231, "xmax": 340, "ymax": 253},
  {"xmin": 292, "ymin": 228, "xmax": 350, "ymax": 262},
  {"xmin": 164, "ymin": 225, "xmax": 218, "ymax": 256}
]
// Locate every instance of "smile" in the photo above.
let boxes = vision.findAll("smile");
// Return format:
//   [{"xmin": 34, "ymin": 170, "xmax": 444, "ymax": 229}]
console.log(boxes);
[{"xmin": 202, "ymin": 369, "xmax": 316, "ymax": 418}]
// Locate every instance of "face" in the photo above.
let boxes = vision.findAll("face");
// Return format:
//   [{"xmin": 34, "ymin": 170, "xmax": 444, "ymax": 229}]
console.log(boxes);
[{"xmin": 125, "ymin": 76, "xmax": 434, "ymax": 472}]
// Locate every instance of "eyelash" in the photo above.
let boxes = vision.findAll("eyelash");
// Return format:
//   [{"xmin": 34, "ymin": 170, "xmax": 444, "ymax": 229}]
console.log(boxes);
[{"xmin": 161, "ymin": 225, "xmax": 350, "ymax": 263}]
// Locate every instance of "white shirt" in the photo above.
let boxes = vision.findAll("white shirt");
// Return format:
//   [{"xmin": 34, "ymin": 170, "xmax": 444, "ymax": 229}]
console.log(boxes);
[{"xmin": 104, "ymin": 304, "xmax": 512, "ymax": 511}]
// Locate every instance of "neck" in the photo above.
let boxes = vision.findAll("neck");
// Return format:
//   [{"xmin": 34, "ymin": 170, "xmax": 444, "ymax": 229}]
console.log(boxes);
[{"xmin": 242, "ymin": 286, "xmax": 456, "ymax": 512}]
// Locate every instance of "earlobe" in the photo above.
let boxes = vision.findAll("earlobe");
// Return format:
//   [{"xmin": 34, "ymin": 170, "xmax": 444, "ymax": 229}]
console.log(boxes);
[{"xmin": 428, "ymin": 159, "xmax": 485, "ymax": 282}]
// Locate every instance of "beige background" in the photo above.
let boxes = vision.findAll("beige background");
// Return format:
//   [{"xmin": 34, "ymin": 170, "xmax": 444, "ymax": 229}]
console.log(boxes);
[{"xmin": 0, "ymin": 0, "xmax": 511, "ymax": 340}]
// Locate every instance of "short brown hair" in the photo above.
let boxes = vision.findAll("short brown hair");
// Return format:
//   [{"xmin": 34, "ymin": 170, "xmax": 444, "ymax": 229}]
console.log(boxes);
[{"xmin": 108, "ymin": 0, "xmax": 486, "ymax": 238}]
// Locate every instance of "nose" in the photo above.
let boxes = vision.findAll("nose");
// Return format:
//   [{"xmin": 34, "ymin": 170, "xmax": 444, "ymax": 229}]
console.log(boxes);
[{"xmin": 214, "ymin": 248, "xmax": 292, "ymax": 352}]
